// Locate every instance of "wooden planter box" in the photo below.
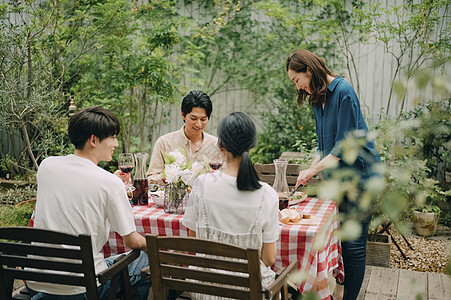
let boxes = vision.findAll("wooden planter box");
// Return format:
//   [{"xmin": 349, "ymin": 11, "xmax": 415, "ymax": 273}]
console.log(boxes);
[{"xmin": 366, "ymin": 234, "xmax": 391, "ymax": 267}]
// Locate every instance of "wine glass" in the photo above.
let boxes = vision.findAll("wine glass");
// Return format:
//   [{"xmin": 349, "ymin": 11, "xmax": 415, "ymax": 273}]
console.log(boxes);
[
  {"xmin": 208, "ymin": 147, "xmax": 223, "ymax": 171},
  {"xmin": 119, "ymin": 153, "xmax": 135, "ymax": 185}
]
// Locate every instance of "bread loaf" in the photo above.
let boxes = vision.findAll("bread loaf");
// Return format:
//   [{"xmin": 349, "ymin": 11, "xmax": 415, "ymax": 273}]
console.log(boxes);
[
  {"xmin": 279, "ymin": 209, "xmax": 290, "ymax": 223},
  {"xmin": 279, "ymin": 208, "xmax": 303, "ymax": 224},
  {"xmin": 287, "ymin": 209, "xmax": 301, "ymax": 222}
]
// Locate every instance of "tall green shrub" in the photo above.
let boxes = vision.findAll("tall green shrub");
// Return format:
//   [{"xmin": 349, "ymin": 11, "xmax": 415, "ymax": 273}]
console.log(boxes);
[{"xmin": 251, "ymin": 84, "xmax": 317, "ymax": 163}]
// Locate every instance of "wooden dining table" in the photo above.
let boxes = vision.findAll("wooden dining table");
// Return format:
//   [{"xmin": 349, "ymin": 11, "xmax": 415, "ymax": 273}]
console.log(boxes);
[{"xmin": 102, "ymin": 197, "xmax": 344, "ymax": 299}]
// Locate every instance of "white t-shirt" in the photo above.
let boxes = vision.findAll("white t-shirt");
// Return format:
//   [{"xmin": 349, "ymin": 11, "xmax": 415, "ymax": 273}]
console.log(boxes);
[
  {"xmin": 182, "ymin": 171, "xmax": 279, "ymax": 244},
  {"xmin": 28, "ymin": 154, "xmax": 136, "ymax": 295}
]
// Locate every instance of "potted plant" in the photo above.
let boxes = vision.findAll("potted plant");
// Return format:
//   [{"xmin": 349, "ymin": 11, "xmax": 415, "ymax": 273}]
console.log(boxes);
[{"xmin": 412, "ymin": 204, "xmax": 441, "ymax": 237}]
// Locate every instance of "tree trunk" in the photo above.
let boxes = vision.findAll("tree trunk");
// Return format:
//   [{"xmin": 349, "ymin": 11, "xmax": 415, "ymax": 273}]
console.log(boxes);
[{"xmin": 20, "ymin": 121, "xmax": 39, "ymax": 171}]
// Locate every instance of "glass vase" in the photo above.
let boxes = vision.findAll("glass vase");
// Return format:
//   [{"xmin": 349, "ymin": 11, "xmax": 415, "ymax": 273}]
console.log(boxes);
[
  {"xmin": 164, "ymin": 182, "xmax": 189, "ymax": 214},
  {"xmin": 273, "ymin": 159, "xmax": 289, "ymax": 198}
]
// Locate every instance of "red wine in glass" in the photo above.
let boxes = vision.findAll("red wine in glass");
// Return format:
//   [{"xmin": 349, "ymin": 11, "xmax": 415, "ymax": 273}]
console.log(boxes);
[
  {"xmin": 133, "ymin": 179, "xmax": 149, "ymax": 205},
  {"xmin": 279, "ymin": 198, "xmax": 289, "ymax": 210},
  {"xmin": 209, "ymin": 162, "xmax": 223, "ymax": 170},
  {"xmin": 119, "ymin": 165, "xmax": 134, "ymax": 173}
]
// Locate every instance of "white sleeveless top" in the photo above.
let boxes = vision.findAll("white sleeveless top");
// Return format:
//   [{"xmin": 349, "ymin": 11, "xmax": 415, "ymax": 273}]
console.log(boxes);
[{"xmin": 190, "ymin": 183, "xmax": 275, "ymax": 300}]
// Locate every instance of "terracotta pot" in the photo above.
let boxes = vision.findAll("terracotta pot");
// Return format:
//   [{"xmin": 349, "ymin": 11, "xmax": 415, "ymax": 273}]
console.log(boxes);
[{"xmin": 412, "ymin": 210, "xmax": 438, "ymax": 237}]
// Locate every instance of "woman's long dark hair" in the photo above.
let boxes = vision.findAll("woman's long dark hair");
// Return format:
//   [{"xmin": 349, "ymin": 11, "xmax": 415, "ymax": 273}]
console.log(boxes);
[
  {"xmin": 217, "ymin": 112, "xmax": 261, "ymax": 191},
  {"xmin": 286, "ymin": 49, "xmax": 335, "ymax": 107}
]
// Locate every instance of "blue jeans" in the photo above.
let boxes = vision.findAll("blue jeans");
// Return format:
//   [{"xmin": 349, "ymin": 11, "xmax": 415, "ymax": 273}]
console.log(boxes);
[
  {"xmin": 339, "ymin": 190, "xmax": 373, "ymax": 300},
  {"xmin": 28, "ymin": 251, "xmax": 151, "ymax": 300},
  {"xmin": 341, "ymin": 216, "xmax": 371, "ymax": 300}
]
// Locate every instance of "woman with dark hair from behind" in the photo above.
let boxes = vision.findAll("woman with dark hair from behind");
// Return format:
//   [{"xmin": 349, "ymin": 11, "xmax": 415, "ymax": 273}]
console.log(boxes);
[{"xmin": 182, "ymin": 112, "xmax": 280, "ymax": 296}]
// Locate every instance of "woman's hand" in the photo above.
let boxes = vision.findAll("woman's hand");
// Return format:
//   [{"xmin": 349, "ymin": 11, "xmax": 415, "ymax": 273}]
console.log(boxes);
[
  {"xmin": 296, "ymin": 168, "xmax": 317, "ymax": 187},
  {"xmin": 296, "ymin": 154, "xmax": 340, "ymax": 187}
]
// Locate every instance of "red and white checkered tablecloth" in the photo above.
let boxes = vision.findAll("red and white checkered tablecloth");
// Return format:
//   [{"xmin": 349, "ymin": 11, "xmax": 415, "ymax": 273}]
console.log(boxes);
[
  {"xmin": 276, "ymin": 198, "xmax": 344, "ymax": 299},
  {"xmin": 101, "ymin": 203, "xmax": 189, "ymax": 257},
  {"xmin": 102, "ymin": 197, "xmax": 344, "ymax": 300}
]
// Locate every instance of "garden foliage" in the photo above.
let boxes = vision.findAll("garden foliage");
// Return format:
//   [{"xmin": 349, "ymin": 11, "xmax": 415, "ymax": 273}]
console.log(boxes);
[
  {"xmin": 250, "ymin": 83, "xmax": 317, "ymax": 164},
  {"xmin": 373, "ymin": 99, "xmax": 451, "ymax": 226}
]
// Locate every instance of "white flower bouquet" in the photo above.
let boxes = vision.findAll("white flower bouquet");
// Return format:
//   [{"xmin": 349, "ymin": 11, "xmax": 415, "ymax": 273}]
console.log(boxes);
[
  {"xmin": 162, "ymin": 148, "xmax": 207, "ymax": 213},
  {"xmin": 163, "ymin": 148, "xmax": 207, "ymax": 187}
]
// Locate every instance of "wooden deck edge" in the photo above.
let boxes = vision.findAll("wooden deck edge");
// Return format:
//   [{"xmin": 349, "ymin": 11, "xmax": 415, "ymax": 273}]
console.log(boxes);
[
  {"xmin": 357, "ymin": 266, "xmax": 451, "ymax": 299},
  {"xmin": 357, "ymin": 265, "xmax": 372, "ymax": 300}
]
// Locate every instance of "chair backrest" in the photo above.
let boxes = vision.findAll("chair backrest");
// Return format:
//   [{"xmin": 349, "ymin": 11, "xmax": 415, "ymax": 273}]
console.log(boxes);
[
  {"xmin": 0, "ymin": 227, "xmax": 98, "ymax": 300},
  {"xmin": 254, "ymin": 163, "xmax": 301, "ymax": 188},
  {"xmin": 145, "ymin": 234, "xmax": 264, "ymax": 300}
]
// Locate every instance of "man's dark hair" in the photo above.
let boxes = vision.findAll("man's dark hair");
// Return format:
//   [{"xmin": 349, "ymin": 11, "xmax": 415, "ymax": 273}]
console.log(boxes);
[
  {"xmin": 181, "ymin": 90, "xmax": 213, "ymax": 118},
  {"xmin": 68, "ymin": 106, "xmax": 120, "ymax": 149}
]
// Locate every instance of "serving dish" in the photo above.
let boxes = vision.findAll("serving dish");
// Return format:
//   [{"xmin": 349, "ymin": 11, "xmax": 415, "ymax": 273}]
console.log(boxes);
[{"xmin": 149, "ymin": 190, "xmax": 165, "ymax": 207}]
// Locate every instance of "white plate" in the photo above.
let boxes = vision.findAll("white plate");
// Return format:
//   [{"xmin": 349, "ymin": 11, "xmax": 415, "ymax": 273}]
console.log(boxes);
[
  {"xmin": 288, "ymin": 198, "xmax": 305, "ymax": 206},
  {"xmin": 150, "ymin": 195, "xmax": 164, "ymax": 207},
  {"xmin": 289, "ymin": 192, "xmax": 308, "ymax": 206},
  {"xmin": 149, "ymin": 191, "xmax": 165, "ymax": 207}
]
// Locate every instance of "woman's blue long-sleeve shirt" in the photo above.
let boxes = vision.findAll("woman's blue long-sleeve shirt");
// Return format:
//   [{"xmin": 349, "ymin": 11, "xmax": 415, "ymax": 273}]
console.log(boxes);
[{"xmin": 312, "ymin": 76, "xmax": 381, "ymax": 184}]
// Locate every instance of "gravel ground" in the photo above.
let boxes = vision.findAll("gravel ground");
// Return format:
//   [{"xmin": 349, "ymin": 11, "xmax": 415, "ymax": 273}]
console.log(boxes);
[{"xmin": 388, "ymin": 223, "xmax": 451, "ymax": 274}]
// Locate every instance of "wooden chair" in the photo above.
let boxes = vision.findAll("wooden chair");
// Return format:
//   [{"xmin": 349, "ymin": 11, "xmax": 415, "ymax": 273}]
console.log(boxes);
[
  {"xmin": 0, "ymin": 227, "xmax": 140, "ymax": 300},
  {"xmin": 141, "ymin": 234, "xmax": 297, "ymax": 300}
]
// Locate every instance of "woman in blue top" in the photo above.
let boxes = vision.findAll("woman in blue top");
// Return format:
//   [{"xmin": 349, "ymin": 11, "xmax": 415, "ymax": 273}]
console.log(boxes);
[{"xmin": 286, "ymin": 49, "xmax": 382, "ymax": 300}]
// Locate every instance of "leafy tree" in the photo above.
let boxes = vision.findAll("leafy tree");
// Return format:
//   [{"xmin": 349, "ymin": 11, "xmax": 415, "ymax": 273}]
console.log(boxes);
[
  {"xmin": 70, "ymin": 0, "xmax": 183, "ymax": 154},
  {"xmin": 311, "ymin": 0, "xmax": 373, "ymax": 109},
  {"xmin": 182, "ymin": 0, "xmax": 341, "ymax": 163},
  {"xmin": 71, "ymin": 0, "xmax": 244, "ymax": 156},
  {"xmin": 0, "ymin": 0, "xmax": 96, "ymax": 174},
  {"xmin": 364, "ymin": 0, "xmax": 450, "ymax": 116},
  {"xmin": 184, "ymin": 0, "xmax": 340, "ymax": 99},
  {"xmin": 245, "ymin": 0, "xmax": 451, "ymax": 233}
]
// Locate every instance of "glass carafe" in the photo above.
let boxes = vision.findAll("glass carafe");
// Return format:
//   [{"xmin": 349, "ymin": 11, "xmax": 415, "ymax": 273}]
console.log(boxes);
[
  {"xmin": 273, "ymin": 159, "xmax": 289, "ymax": 198},
  {"xmin": 132, "ymin": 153, "xmax": 148, "ymax": 205}
]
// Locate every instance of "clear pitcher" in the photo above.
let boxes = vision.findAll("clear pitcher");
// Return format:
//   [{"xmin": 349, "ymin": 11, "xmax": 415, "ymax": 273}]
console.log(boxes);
[
  {"xmin": 273, "ymin": 159, "xmax": 289, "ymax": 198},
  {"xmin": 132, "ymin": 152, "xmax": 148, "ymax": 205}
]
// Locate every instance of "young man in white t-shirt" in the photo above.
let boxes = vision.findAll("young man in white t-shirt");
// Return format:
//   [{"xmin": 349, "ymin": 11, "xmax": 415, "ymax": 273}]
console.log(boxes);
[{"xmin": 28, "ymin": 106, "xmax": 150, "ymax": 299}]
